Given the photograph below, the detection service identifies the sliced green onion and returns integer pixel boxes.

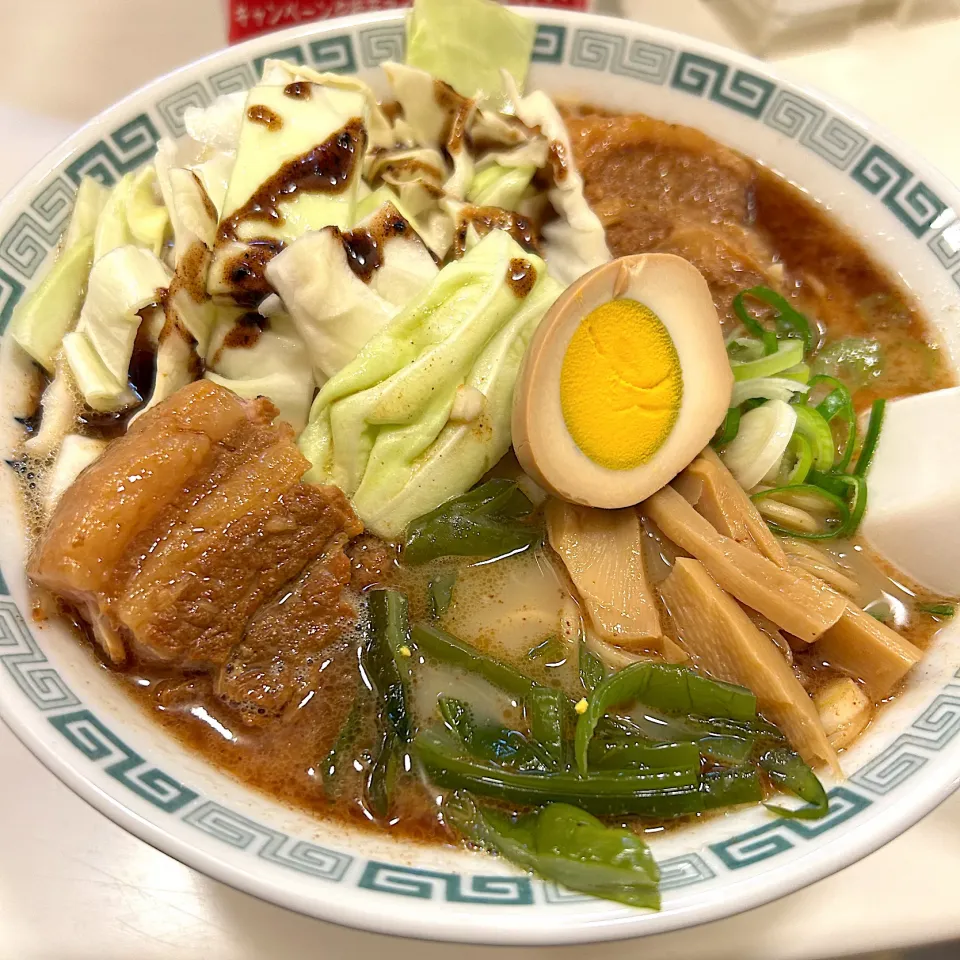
[778,433,813,486]
[733,287,815,356]
[731,377,809,406]
[780,362,811,385]
[793,406,835,472]
[712,407,741,447]
[833,474,867,537]
[918,602,955,618]
[731,339,805,382]
[751,484,849,540]
[854,398,886,478]
[721,399,797,490]
[727,337,766,363]
[808,375,856,471]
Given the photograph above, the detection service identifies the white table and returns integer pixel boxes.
[2,2,960,957]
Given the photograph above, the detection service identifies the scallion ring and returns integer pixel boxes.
[733,287,815,356]
[731,339,805,382]
[854,398,886,478]
[808,375,856,471]
[712,407,741,447]
[751,484,849,540]
[780,362,811,385]
[731,377,809,406]
[780,433,813,485]
[792,406,835,472]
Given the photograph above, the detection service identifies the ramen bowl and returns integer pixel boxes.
[1,7,959,945]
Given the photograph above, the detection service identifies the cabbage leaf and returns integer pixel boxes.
[63,245,170,411]
[62,177,109,249]
[10,175,112,371]
[93,174,136,262]
[204,309,314,432]
[383,63,475,200]
[265,206,437,382]
[24,355,80,459]
[44,434,107,514]
[155,140,218,264]
[126,166,170,256]
[206,371,312,435]
[260,58,393,150]
[507,82,612,285]
[208,79,369,299]
[467,163,536,212]
[298,229,561,538]
[10,235,94,372]
[405,0,536,108]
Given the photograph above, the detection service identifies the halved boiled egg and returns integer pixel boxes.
[512,253,733,508]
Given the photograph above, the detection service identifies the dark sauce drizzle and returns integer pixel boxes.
[216,119,367,301]
[283,82,312,100]
[506,257,536,298]
[342,207,411,283]
[246,105,283,131]
[453,206,541,260]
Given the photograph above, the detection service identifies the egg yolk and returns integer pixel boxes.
[560,298,682,471]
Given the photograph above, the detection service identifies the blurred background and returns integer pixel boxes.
[1,2,959,959]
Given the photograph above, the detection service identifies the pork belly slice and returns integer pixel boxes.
[29,380,250,605]
[29,380,362,707]
[564,113,755,256]
[216,546,355,724]
[116,481,360,668]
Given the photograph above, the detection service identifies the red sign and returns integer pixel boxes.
[228,0,588,43]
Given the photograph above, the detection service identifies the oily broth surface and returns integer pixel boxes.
[17,104,958,843]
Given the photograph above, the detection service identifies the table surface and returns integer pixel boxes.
[2,2,960,958]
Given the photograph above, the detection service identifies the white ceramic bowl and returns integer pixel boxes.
[1,8,959,946]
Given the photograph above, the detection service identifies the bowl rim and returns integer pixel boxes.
[1,5,959,945]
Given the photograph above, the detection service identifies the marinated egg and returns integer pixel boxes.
[512,253,733,507]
